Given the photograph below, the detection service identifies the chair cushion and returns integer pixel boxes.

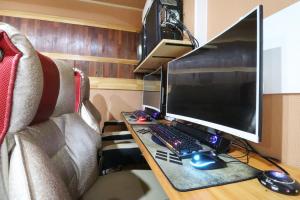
[9,133,72,200]
[82,101,102,126]
[82,170,167,200]
[81,102,101,134]
[52,60,75,117]
[52,113,100,196]
[0,137,9,200]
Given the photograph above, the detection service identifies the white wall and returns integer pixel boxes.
[194,1,300,94]
[263,1,300,94]
[194,0,207,46]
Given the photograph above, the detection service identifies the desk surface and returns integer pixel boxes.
[122,115,300,200]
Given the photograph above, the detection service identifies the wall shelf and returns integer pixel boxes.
[134,39,193,73]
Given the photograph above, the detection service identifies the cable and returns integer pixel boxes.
[224,135,290,175]
[219,142,250,164]
[242,139,290,175]
[167,10,199,49]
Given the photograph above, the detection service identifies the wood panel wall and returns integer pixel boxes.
[0,15,141,79]
[0,0,142,32]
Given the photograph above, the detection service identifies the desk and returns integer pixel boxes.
[121,115,300,200]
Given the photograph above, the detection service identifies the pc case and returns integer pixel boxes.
[143,0,183,57]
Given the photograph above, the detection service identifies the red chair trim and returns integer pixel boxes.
[0,31,22,144]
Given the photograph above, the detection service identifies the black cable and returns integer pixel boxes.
[218,140,250,164]
[231,142,247,150]
[242,139,290,175]
[231,136,288,173]
[167,10,199,49]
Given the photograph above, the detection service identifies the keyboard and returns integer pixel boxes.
[149,124,203,158]
[132,110,152,121]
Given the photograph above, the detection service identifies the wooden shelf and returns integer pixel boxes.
[134,39,193,73]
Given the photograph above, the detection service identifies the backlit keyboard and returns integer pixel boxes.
[149,124,203,158]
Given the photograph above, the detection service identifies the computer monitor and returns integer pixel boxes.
[143,67,163,112]
[166,6,262,143]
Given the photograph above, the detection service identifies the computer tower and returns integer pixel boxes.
[137,25,147,63]
[144,0,183,57]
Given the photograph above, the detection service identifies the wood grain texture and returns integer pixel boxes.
[134,39,192,73]
[55,59,141,79]
[0,0,143,32]
[0,15,140,78]
[251,94,300,169]
[123,117,300,200]
[88,0,145,10]
[252,95,283,160]
[79,0,143,11]
[41,52,138,65]
[89,77,143,90]
[282,94,300,168]
[0,9,139,32]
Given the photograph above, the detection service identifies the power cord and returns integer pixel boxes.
[167,10,199,49]
[228,135,289,175]
[242,139,290,175]
[218,138,250,164]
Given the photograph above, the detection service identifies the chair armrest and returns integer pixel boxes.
[102,120,127,133]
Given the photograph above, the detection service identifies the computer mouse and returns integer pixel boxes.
[138,116,147,122]
[137,116,152,122]
[190,151,226,170]
[257,170,300,195]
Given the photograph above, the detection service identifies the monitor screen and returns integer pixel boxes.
[143,67,162,112]
[166,6,262,143]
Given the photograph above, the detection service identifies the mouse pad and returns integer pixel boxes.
[121,112,158,125]
[132,125,261,191]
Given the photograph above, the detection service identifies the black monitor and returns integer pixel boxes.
[143,67,163,112]
[166,6,262,143]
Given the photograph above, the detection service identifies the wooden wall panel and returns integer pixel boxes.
[0,0,142,32]
[0,16,138,59]
[0,15,141,78]
[282,94,300,168]
[56,59,142,79]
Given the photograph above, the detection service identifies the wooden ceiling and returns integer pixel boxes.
[0,0,146,32]
[87,0,146,10]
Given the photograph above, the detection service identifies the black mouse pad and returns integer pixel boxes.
[132,125,261,191]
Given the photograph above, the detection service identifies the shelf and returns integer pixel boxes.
[134,39,193,73]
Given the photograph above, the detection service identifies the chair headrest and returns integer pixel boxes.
[51,60,75,117]
[0,23,60,144]
[31,53,60,124]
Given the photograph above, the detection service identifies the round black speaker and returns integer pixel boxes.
[257,170,300,195]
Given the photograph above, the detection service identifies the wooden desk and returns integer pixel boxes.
[122,116,300,200]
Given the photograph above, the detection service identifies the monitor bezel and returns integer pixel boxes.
[142,67,163,112]
[166,6,263,143]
